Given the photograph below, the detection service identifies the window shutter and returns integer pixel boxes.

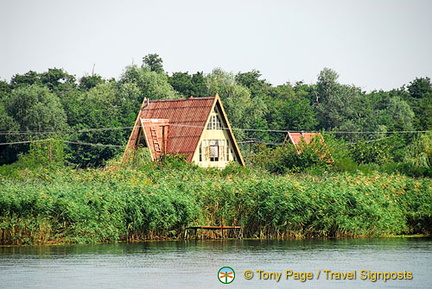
[219,146,224,161]
[205,146,210,159]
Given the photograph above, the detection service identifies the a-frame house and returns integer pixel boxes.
[123,94,245,169]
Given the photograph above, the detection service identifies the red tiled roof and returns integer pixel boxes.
[286,132,323,147]
[285,132,331,162]
[138,97,215,162]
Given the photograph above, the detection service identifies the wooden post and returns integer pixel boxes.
[220,216,224,239]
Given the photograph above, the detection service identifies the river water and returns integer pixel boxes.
[0,237,431,288]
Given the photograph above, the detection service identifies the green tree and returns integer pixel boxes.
[169,72,194,97]
[119,65,177,100]
[235,70,271,99]
[5,85,68,133]
[315,68,344,129]
[406,77,432,130]
[206,68,267,141]
[0,103,20,164]
[169,71,210,98]
[66,82,126,167]
[142,53,164,74]
[115,81,143,127]
[315,69,363,130]
[10,71,41,88]
[365,90,409,134]
[10,69,76,93]
[40,68,76,92]
[272,83,317,131]
[403,132,432,177]
[234,70,273,141]
[313,68,391,143]
[17,138,66,168]
[0,80,11,100]
[252,135,331,174]
[191,71,209,97]
[316,67,339,105]
[385,96,415,131]
[350,139,393,166]
[79,74,105,91]
[2,85,68,164]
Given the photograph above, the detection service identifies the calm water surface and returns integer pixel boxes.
[0,238,431,288]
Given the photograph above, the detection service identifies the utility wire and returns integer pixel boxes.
[0,139,49,146]
[328,130,431,134]
[0,126,135,136]
[0,139,125,147]
[65,141,124,148]
[0,124,430,136]
[0,124,430,147]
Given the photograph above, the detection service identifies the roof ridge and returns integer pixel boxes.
[149,96,215,103]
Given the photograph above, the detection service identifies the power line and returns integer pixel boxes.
[0,124,430,136]
[0,139,49,146]
[327,130,431,134]
[65,141,124,148]
[0,124,430,147]
[0,139,125,147]
[0,126,134,136]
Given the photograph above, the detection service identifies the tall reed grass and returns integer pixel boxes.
[0,162,430,245]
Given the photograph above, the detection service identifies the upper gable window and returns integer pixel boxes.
[207,114,222,130]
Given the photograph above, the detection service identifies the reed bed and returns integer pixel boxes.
[0,164,430,245]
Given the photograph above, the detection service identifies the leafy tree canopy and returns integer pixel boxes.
[142,53,164,74]
[4,85,68,133]
[79,74,105,91]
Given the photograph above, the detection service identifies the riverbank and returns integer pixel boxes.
[0,163,431,245]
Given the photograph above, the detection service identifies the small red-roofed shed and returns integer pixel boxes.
[285,132,324,150]
[285,131,332,162]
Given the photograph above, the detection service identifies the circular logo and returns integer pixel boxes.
[218,266,235,284]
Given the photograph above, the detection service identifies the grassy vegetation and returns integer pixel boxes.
[0,143,430,245]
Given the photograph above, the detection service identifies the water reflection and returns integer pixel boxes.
[0,237,431,288]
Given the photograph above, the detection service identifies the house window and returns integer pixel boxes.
[209,140,219,161]
[210,145,219,161]
[207,115,222,130]
[202,140,227,162]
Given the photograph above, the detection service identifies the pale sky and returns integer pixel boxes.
[1,0,431,91]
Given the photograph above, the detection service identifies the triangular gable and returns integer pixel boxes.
[204,94,245,166]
